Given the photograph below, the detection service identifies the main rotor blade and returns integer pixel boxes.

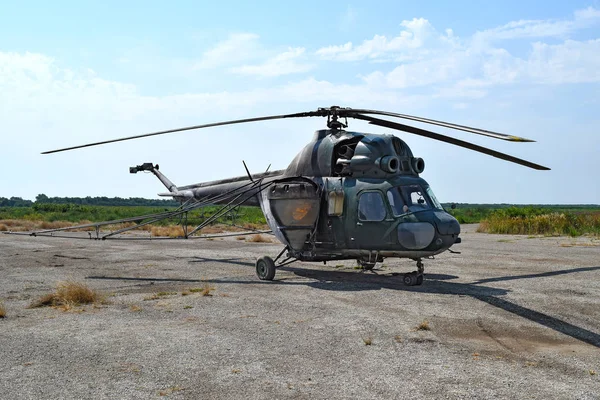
[353,114,550,170]
[41,110,325,154]
[346,108,535,142]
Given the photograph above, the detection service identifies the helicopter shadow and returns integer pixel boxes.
[204,262,600,348]
[88,258,600,349]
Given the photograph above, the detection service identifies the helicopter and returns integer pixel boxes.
[37,106,549,286]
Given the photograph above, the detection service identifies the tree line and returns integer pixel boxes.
[0,194,179,207]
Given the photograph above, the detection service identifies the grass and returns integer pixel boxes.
[477,207,600,236]
[200,284,215,297]
[0,204,267,229]
[187,284,215,296]
[415,320,431,331]
[246,234,272,243]
[0,302,6,318]
[29,281,102,309]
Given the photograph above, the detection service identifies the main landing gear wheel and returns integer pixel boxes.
[403,272,420,286]
[359,261,376,271]
[256,256,276,281]
[403,260,424,286]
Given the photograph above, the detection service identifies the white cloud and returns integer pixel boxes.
[192,33,260,70]
[316,18,437,61]
[229,47,314,77]
[339,6,358,31]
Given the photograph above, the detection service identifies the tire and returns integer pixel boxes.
[403,272,418,286]
[416,274,424,286]
[256,256,276,281]
[361,262,376,271]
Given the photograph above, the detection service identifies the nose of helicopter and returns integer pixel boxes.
[396,210,460,251]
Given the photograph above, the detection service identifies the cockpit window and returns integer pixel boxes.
[358,191,386,221]
[425,186,444,210]
[387,188,406,216]
[402,185,430,210]
[387,185,443,215]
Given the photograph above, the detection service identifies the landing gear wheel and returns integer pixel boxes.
[361,262,376,271]
[256,256,276,281]
[416,274,424,285]
[403,272,419,286]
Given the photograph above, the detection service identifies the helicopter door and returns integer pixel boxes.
[347,190,395,249]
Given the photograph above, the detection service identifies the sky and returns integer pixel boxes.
[1,0,599,204]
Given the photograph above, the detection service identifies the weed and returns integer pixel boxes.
[188,288,203,293]
[183,305,193,309]
[525,361,538,367]
[150,225,186,238]
[158,386,184,396]
[232,369,242,374]
[201,284,215,297]
[415,320,431,331]
[156,291,177,297]
[0,302,6,318]
[130,305,142,312]
[362,336,373,345]
[393,335,403,343]
[236,236,246,240]
[29,281,102,308]
[246,234,271,243]
[477,208,600,237]
[590,370,597,376]
[143,294,160,301]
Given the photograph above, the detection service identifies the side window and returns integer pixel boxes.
[357,192,386,221]
[386,188,405,216]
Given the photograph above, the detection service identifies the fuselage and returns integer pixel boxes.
[168,128,461,262]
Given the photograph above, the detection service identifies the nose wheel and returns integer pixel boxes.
[403,260,424,286]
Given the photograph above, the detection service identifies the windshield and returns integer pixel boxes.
[425,186,444,210]
[387,184,443,216]
[401,185,430,211]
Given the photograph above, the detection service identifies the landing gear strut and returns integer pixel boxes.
[403,259,424,286]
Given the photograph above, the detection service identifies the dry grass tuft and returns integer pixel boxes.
[362,336,373,345]
[415,320,431,331]
[39,220,74,230]
[150,225,186,238]
[590,370,597,376]
[201,283,215,297]
[0,302,6,318]
[130,305,142,312]
[29,281,101,309]
[0,224,7,232]
[246,234,271,243]
[236,236,246,240]
[158,386,184,396]
[394,335,403,343]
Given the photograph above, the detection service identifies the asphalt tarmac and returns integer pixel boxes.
[1,225,599,399]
